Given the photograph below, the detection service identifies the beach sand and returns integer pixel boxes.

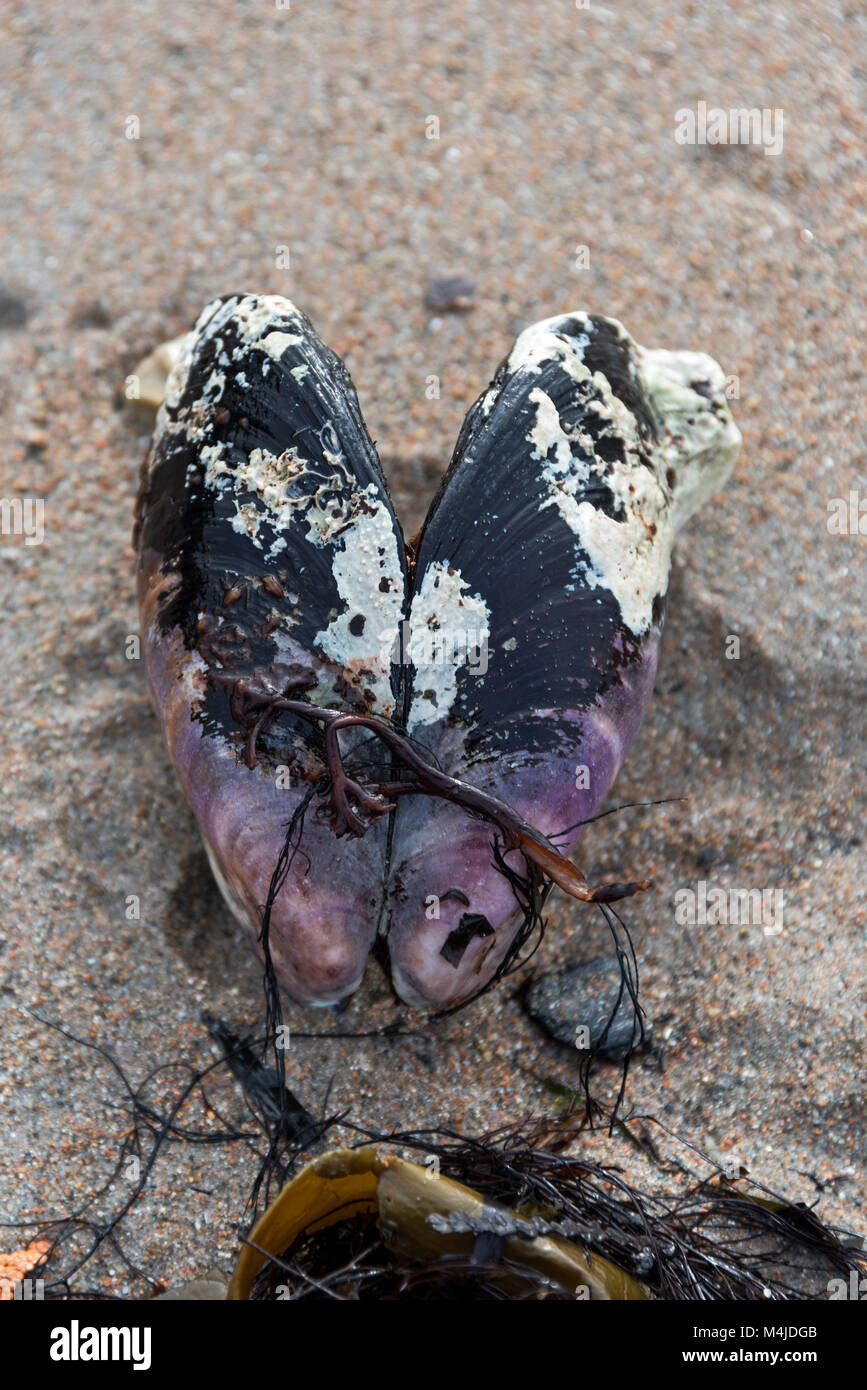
[0,0,864,1295]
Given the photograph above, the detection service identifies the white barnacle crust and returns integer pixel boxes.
[255,330,304,361]
[507,316,591,379]
[200,432,406,713]
[406,560,491,731]
[312,491,405,715]
[560,453,672,635]
[527,387,583,476]
[511,312,740,635]
[150,295,308,459]
[178,646,209,711]
[233,293,302,347]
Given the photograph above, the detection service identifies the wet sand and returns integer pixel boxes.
[0,0,864,1295]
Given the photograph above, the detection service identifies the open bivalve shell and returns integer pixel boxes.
[227,1147,649,1300]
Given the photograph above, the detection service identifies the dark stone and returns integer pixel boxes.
[423,275,476,312]
[522,955,652,1061]
[694,845,719,868]
[69,299,113,329]
[0,288,29,330]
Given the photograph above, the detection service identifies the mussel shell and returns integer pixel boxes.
[136,300,739,1010]
[385,315,669,1006]
[136,294,406,1005]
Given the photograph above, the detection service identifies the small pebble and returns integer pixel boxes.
[423,275,476,312]
[522,956,653,1061]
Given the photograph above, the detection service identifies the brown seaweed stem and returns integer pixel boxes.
[210,672,651,907]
